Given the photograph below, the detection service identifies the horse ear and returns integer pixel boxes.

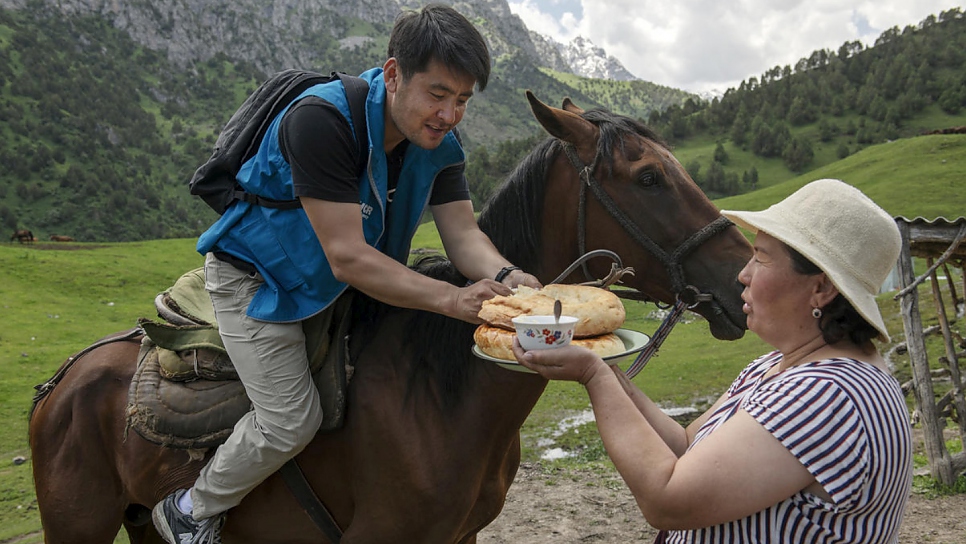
[526,91,597,147]
[561,97,584,115]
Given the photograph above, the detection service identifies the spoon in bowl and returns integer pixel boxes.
[553,299,562,325]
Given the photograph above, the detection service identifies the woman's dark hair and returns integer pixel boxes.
[388,4,491,91]
[785,244,880,345]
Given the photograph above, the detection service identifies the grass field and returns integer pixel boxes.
[1,133,963,541]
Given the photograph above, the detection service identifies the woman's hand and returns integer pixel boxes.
[512,338,610,385]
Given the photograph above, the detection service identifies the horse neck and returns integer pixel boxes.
[349,301,548,420]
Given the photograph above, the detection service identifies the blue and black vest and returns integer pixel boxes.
[197,67,465,322]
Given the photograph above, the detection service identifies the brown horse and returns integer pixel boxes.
[29,92,752,543]
[11,229,34,243]
[49,235,75,242]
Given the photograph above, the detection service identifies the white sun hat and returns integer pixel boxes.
[720,179,901,342]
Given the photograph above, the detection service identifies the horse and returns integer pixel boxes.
[49,235,75,242]
[28,91,753,543]
[11,229,34,243]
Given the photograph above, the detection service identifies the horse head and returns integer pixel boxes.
[480,93,751,341]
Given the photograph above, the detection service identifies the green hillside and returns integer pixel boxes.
[662,8,966,199]
[713,132,966,218]
[0,4,688,244]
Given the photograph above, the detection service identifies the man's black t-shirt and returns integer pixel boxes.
[278,96,470,205]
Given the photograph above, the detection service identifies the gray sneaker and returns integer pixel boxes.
[152,489,225,544]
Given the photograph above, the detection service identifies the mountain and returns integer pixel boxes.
[0,0,694,242]
[0,0,681,144]
[532,33,639,81]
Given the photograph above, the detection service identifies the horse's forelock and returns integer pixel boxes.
[579,108,668,178]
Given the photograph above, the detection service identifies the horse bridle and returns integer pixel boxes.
[560,141,734,308]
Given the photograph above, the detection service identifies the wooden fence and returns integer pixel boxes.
[895,216,966,486]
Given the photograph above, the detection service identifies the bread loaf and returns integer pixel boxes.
[477,284,624,337]
[474,324,625,361]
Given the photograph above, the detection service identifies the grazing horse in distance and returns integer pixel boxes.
[29,92,753,543]
[49,235,75,242]
[11,229,34,243]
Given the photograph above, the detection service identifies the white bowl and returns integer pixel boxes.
[511,315,579,351]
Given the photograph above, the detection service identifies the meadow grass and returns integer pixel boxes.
[1,133,963,540]
[0,240,203,541]
[1,237,954,540]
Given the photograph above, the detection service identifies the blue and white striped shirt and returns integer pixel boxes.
[667,351,912,543]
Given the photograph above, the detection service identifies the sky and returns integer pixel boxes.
[506,0,964,95]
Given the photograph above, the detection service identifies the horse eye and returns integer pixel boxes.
[636,171,658,187]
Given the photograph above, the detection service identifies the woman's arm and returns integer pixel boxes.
[515,344,816,531]
[609,367,691,456]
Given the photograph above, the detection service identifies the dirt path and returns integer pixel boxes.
[478,463,966,543]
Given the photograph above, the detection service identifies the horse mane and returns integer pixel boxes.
[476,138,556,272]
[350,254,479,410]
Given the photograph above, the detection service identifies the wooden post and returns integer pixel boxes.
[928,260,966,453]
[897,222,955,485]
[941,262,960,311]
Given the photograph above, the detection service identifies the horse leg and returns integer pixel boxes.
[29,340,160,543]
[122,517,168,544]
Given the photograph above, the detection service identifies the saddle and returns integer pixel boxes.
[125,267,352,450]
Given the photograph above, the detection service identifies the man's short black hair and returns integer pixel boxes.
[388,3,491,91]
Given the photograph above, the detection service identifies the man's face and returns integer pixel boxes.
[383,58,476,151]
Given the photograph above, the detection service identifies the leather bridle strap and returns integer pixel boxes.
[561,142,733,304]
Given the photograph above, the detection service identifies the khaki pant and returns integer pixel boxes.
[191,253,324,519]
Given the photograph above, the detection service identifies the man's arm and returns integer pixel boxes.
[301,196,511,323]
[431,199,541,289]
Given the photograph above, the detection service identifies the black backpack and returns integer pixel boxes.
[188,69,370,214]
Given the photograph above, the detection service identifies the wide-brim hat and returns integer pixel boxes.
[721,179,901,342]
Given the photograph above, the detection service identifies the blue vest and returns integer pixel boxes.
[197,68,465,322]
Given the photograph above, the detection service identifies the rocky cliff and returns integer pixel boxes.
[0,0,635,80]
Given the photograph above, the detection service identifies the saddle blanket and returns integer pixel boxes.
[125,268,353,450]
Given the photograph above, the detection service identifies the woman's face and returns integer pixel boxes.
[737,232,822,348]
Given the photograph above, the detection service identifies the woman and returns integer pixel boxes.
[513,178,912,543]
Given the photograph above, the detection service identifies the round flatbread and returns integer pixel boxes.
[474,324,625,361]
[478,284,625,337]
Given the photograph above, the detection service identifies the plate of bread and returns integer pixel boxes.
[472,284,650,373]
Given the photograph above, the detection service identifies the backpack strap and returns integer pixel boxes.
[235,73,371,211]
[336,73,370,175]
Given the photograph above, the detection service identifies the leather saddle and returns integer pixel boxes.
[125,267,352,450]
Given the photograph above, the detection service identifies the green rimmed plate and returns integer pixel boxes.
[472,328,651,373]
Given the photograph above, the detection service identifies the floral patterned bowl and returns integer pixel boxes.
[511,315,579,351]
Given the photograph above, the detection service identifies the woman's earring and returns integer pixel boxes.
[812,307,823,319]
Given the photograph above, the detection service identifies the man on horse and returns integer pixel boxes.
[152,4,540,543]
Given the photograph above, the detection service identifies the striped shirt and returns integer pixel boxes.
[667,351,912,543]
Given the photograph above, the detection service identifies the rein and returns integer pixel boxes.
[559,141,734,376]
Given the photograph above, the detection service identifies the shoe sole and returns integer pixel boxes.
[151,502,179,544]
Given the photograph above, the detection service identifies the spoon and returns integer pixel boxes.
[553,299,562,324]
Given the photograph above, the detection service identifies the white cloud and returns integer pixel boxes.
[508,0,963,94]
